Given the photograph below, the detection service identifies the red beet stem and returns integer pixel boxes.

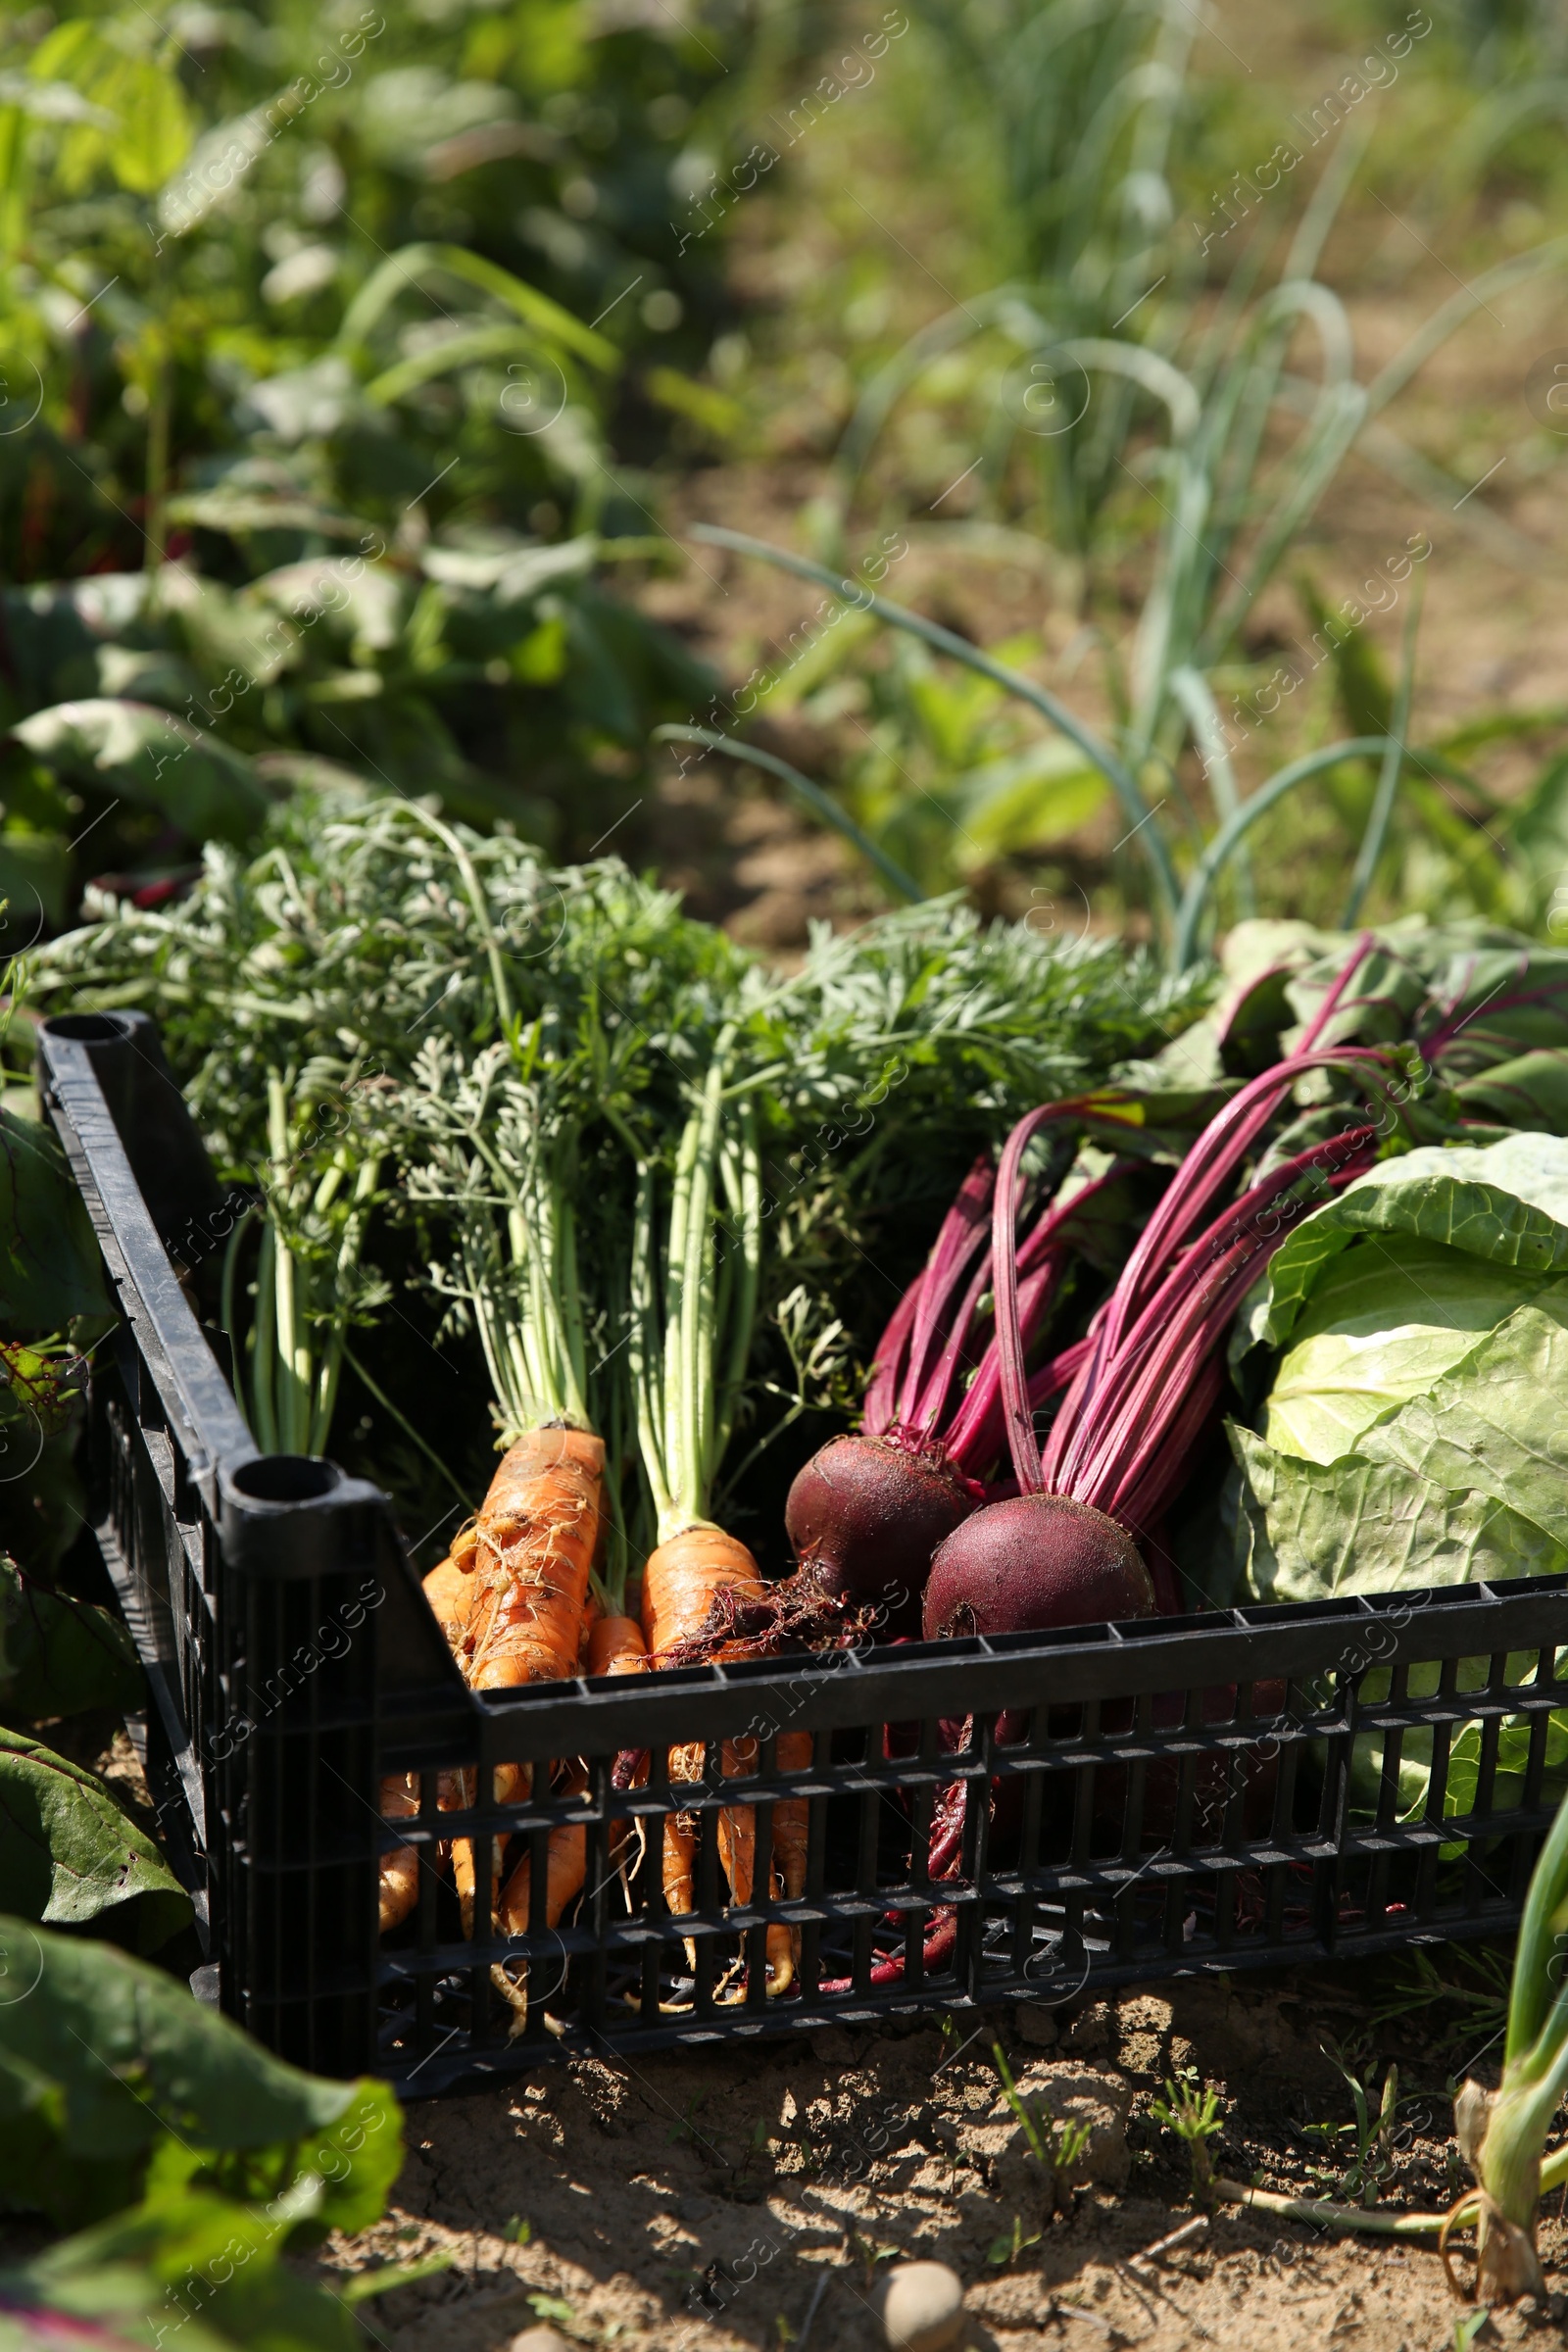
[908,1238,998,1438]
[895,1154,995,1428]
[1092,1029,1392,1374]
[866,1128,1128,1474]
[1295,929,1376,1053]
[1054,1121,1381,1511]
[861,1273,924,1438]
[944,1257,1081,1476]
[992,1102,1083,1490]
[1107,1353,1226,1533]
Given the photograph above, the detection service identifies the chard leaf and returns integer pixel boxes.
[1421,943,1568,1073]
[1455,1048,1568,1135]
[0,1734,187,1952]
[0,1921,401,2228]
[0,1559,142,1720]
[12,701,270,846]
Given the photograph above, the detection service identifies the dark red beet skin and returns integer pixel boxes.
[785,1433,977,1629]
[922,1492,1154,1642]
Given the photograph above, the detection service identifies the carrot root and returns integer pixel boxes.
[641,1522,763,1659]
[765,1730,812,1996]
[467,1427,604,1691]
[589,1614,648,1678]
[377,1774,420,1933]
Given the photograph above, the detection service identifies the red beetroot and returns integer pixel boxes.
[783,1140,1137,1628]
[786,1432,977,1633]
[922,1493,1152,1642]
[935,940,1397,1642]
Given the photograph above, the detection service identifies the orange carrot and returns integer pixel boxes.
[378,1775,421,1933]
[497,1815,588,1940]
[587,1614,646,1878]
[638,1525,796,1987]
[771,1731,811,1894]
[380,1553,485,1933]
[588,1614,648,1677]
[493,1624,646,1927]
[626,1064,776,1992]
[766,1731,812,1994]
[641,1522,762,1658]
[451,1428,602,1931]
[466,1427,604,1690]
[423,1555,475,1658]
[642,1523,759,1936]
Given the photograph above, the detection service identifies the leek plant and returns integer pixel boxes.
[864,0,1195,558]
[1449,1788,1568,2301]
[690,521,1398,967]
[734,89,1568,938]
[691,177,1562,958]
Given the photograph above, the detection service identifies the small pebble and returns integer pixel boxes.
[876,2260,966,2352]
[507,2329,571,2352]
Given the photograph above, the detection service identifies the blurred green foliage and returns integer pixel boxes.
[0,0,801,915]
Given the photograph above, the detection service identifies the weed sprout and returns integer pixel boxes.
[1150,2069,1225,2206]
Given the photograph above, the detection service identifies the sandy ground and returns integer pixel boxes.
[320,1963,1568,2352]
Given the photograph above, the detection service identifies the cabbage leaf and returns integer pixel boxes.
[1229,1133,1568,1604]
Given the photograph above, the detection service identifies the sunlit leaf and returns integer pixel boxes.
[0,1558,142,1723]
[109,56,194,193]
[955,739,1107,866]
[12,701,270,845]
[0,1734,188,1952]
[0,1919,401,2227]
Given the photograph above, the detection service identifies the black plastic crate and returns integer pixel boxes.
[36,1011,1568,2096]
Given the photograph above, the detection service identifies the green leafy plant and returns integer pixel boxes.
[987,2213,1045,2267]
[1150,2067,1225,2204]
[0,0,764,908]
[1301,2045,1401,2208]
[1372,1946,1513,2050]
[528,2293,577,2329]
[0,1732,188,1953]
[0,2178,450,2351]
[0,1557,143,1721]
[991,2041,1094,2212]
[0,1917,401,2230]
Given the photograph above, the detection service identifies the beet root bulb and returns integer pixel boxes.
[785,1433,978,1630]
[922,1492,1154,1642]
